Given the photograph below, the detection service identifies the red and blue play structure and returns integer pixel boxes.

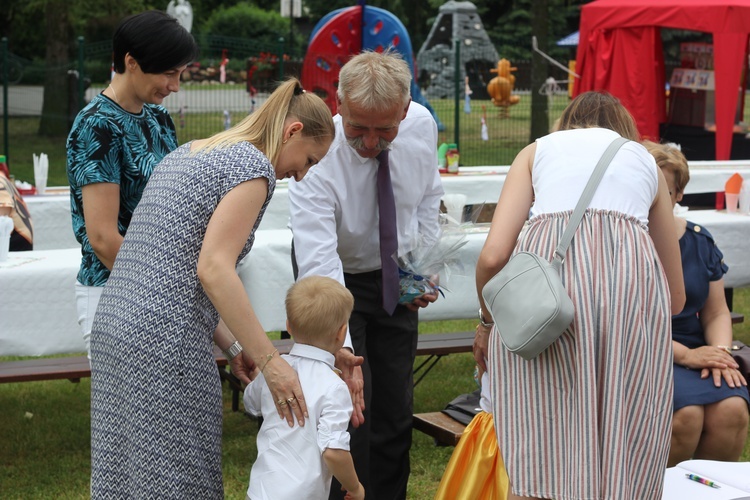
[301,3,445,130]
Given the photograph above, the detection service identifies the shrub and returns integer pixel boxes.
[201,2,290,49]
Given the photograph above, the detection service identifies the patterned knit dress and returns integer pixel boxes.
[89,141,275,498]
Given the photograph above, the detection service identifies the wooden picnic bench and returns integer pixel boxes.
[0,330,478,393]
[3,313,746,387]
[2,312,745,440]
[0,347,233,384]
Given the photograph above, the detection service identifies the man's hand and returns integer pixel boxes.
[335,348,365,427]
[405,290,439,311]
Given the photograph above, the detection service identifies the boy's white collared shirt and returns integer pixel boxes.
[244,343,353,500]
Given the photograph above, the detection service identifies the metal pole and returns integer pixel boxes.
[77,36,85,111]
[288,0,293,56]
[454,38,460,152]
[2,37,8,166]
[277,37,285,81]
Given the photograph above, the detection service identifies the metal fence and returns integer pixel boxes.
[2,34,572,171]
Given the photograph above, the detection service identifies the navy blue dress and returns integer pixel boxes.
[672,221,750,411]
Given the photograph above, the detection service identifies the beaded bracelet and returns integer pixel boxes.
[260,349,279,373]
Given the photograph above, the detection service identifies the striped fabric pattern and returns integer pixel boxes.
[490,209,673,500]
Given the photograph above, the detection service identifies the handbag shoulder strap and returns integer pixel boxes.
[552,136,630,268]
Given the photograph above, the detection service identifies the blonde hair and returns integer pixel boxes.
[196,78,334,165]
[642,140,690,193]
[557,91,640,141]
[286,276,354,344]
[337,50,412,112]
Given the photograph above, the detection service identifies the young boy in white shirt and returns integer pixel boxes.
[244,276,364,500]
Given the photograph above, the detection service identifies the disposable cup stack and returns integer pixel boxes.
[0,215,13,262]
[443,193,467,224]
[33,152,48,195]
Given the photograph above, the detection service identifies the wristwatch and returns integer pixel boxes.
[479,308,494,327]
[223,341,243,360]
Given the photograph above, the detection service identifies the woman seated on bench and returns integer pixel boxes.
[644,141,749,466]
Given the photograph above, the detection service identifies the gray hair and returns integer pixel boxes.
[337,50,412,111]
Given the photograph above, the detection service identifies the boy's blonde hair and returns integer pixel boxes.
[642,140,690,194]
[196,78,334,165]
[286,276,354,343]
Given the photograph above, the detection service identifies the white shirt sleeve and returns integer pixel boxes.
[317,381,354,453]
[417,162,444,249]
[243,375,264,418]
[289,168,354,350]
[289,171,345,285]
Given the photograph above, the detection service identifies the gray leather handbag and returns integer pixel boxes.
[481,137,629,360]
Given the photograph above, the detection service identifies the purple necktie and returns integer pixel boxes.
[377,149,399,315]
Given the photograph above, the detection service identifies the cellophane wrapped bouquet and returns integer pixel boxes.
[396,214,470,304]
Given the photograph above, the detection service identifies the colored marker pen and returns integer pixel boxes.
[685,473,721,489]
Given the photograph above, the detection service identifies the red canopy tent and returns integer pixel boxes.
[574,0,750,160]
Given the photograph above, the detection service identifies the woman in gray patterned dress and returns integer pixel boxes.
[89,79,335,498]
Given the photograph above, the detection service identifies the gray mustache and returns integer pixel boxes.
[347,136,392,151]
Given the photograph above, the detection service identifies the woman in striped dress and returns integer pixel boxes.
[474,91,686,499]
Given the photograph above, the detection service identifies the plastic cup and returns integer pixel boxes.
[35,175,47,195]
[739,190,750,214]
[0,217,11,262]
[726,193,739,213]
[0,240,8,261]
[443,194,467,224]
[447,207,465,223]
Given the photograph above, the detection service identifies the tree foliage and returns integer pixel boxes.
[0,0,150,60]
[200,2,293,49]
[491,0,582,61]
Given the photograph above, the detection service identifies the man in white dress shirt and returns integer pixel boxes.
[289,50,444,499]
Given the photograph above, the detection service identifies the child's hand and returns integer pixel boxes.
[230,351,258,385]
[343,482,364,500]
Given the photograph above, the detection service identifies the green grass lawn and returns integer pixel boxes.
[1,305,749,499]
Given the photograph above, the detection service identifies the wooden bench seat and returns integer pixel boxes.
[413,411,466,446]
[0,356,93,384]
[0,331,476,416]
[2,312,744,394]
[0,347,231,385]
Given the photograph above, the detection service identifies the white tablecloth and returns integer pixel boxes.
[23,190,79,251]
[19,162,750,250]
[3,209,749,357]
[684,161,750,194]
[0,228,482,356]
[686,209,750,289]
[0,248,83,356]
[236,227,486,333]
